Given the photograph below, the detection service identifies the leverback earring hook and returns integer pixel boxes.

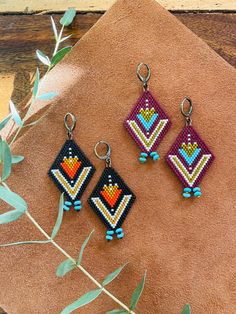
[94,140,112,167]
[136,63,151,91]
[64,113,76,139]
[180,97,193,126]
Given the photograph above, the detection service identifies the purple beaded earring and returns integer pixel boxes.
[124,63,171,163]
[166,97,215,198]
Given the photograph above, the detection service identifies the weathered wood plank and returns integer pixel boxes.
[0,13,235,119]
[0,0,235,13]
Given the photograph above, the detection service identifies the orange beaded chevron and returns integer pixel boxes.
[88,167,135,232]
[48,139,95,204]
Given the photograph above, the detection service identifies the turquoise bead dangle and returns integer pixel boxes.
[106,228,124,241]
[63,200,82,211]
[139,151,159,163]
[183,187,202,198]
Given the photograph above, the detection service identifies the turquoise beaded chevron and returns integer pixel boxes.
[137,113,158,131]
[179,147,201,165]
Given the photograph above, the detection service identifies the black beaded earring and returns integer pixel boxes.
[88,141,136,241]
[48,113,96,211]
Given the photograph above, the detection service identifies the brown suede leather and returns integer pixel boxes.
[0,0,236,313]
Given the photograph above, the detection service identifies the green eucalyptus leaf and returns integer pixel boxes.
[56,258,76,277]
[102,263,127,287]
[37,91,58,100]
[182,304,191,314]
[0,239,51,247]
[36,49,51,66]
[51,16,58,40]
[1,141,12,181]
[11,155,24,164]
[0,186,27,213]
[106,310,128,314]
[77,230,94,265]
[60,289,102,314]
[33,68,40,98]
[0,114,11,131]
[130,271,147,311]
[0,209,24,224]
[51,193,64,239]
[60,8,76,27]
[51,46,72,67]
[9,100,23,126]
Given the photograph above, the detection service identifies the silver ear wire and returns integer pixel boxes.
[180,97,193,126]
[64,113,76,139]
[94,140,111,167]
[136,63,151,91]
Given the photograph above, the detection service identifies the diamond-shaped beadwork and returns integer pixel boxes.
[124,90,171,161]
[88,167,135,232]
[48,139,95,207]
[166,126,214,196]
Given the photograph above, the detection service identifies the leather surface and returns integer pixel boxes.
[0,0,235,313]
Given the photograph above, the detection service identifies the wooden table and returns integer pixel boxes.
[0,1,235,312]
[0,1,235,121]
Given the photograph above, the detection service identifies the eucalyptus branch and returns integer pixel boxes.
[53,25,65,56]
[0,186,144,313]
[24,210,135,313]
[5,9,76,146]
[9,103,32,146]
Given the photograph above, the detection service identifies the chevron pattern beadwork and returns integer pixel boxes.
[48,139,95,207]
[124,90,171,161]
[88,167,135,233]
[166,126,214,194]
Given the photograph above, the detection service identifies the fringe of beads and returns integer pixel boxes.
[63,200,82,211]
[183,187,202,198]
[139,151,159,163]
[106,228,125,241]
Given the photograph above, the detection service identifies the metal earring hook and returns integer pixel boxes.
[64,113,76,139]
[180,97,193,126]
[136,63,151,91]
[94,140,112,167]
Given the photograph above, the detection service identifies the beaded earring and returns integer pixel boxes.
[88,141,136,241]
[124,63,171,163]
[48,113,96,211]
[166,98,215,198]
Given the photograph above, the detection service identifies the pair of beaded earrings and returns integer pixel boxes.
[48,63,215,241]
[48,114,135,241]
[124,63,215,198]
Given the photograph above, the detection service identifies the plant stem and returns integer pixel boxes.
[25,210,134,314]
[9,124,23,147]
[53,25,64,56]
[8,24,65,146]
[9,96,34,147]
